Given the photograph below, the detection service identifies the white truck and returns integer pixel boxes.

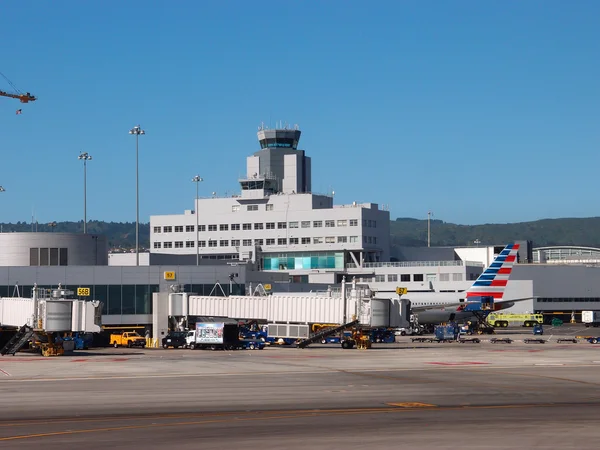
[582,311,600,327]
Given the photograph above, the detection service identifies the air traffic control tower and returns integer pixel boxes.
[242,125,311,196]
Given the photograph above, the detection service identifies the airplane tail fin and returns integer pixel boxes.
[466,243,520,300]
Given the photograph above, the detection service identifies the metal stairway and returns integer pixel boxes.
[296,319,359,349]
[0,325,34,356]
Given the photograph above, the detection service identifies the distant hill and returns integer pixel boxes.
[1,217,599,250]
[390,217,600,248]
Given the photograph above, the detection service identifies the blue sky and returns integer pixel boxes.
[0,1,598,226]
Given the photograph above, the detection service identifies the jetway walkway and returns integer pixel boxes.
[296,319,359,348]
[1,325,34,356]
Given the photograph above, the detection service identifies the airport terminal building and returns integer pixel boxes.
[1,126,600,329]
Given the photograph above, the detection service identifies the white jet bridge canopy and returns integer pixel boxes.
[0,285,102,333]
[167,279,407,329]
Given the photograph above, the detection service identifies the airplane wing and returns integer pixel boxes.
[410,297,537,313]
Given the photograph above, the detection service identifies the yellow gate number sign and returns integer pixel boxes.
[77,287,90,297]
[164,271,176,280]
[396,287,408,295]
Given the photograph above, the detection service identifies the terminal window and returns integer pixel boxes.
[30,248,68,266]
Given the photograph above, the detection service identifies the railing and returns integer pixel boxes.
[346,260,484,269]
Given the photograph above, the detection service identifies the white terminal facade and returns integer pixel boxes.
[150,127,390,276]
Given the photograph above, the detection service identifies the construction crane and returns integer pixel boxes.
[0,71,36,103]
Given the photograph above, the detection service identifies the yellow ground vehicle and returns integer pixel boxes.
[487,313,544,328]
[110,332,146,348]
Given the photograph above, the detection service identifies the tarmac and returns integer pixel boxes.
[1,324,600,449]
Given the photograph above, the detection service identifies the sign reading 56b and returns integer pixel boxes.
[77,287,91,297]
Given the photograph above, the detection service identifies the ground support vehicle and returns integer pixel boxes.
[487,313,544,328]
[458,337,481,344]
[111,332,146,348]
[411,337,435,343]
[370,328,395,343]
[584,337,600,344]
[186,322,241,350]
[59,332,93,350]
[490,337,513,344]
[239,339,265,350]
[435,323,459,342]
[320,336,341,344]
[162,331,187,349]
[556,338,578,343]
[533,324,544,335]
[524,338,546,344]
[582,311,600,328]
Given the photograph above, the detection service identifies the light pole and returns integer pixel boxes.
[192,175,203,265]
[0,187,4,233]
[129,125,145,266]
[77,152,92,234]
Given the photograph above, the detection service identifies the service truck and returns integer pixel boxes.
[582,311,600,327]
[186,322,240,350]
[110,332,146,348]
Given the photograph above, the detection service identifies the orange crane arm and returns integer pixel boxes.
[0,90,37,103]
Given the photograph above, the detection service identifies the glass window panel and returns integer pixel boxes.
[59,248,68,266]
[94,285,108,315]
[50,248,59,266]
[39,248,49,266]
[135,285,151,315]
[108,285,122,315]
[122,285,135,314]
[30,248,38,266]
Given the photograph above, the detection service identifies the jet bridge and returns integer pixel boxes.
[0,285,102,356]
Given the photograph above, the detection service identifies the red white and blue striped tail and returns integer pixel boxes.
[466,243,520,300]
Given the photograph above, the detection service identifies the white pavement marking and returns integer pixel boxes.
[0,368,10,376]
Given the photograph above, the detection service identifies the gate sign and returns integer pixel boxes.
[77,287,91,296]
[396,287,408,295]
[164,271,176,280]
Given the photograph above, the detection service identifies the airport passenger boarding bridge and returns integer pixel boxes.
[157,278,413,347]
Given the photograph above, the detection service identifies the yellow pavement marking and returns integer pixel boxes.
[387,402,437,408]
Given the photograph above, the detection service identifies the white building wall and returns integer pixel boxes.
[150,194,390,263]
[454,247,495,267]
[283,153,300,194]
[108,252,150,266]
[247,156,260,178]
